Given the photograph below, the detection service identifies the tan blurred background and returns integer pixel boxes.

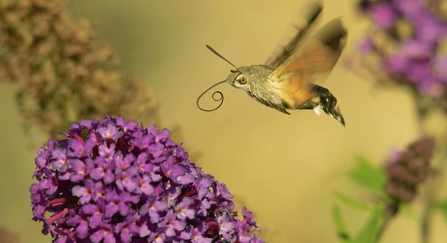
[1,0,446,242]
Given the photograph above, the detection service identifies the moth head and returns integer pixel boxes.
[234,73,248,87]
[226,70,249,90]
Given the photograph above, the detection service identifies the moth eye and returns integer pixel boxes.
[236,75,248,85]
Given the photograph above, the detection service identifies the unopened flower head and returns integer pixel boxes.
[30,115,263,243]
[384,137,435,202]
[0,0,160,138]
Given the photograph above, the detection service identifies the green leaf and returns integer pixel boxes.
[349,156,386,196]
[332,205,353,243]
[355,206,383,243]
[433,202,447,223]
[333,190,373,211]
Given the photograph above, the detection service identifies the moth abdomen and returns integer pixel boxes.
[298,85,345,126]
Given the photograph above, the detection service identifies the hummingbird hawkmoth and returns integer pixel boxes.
[197,2,347,126]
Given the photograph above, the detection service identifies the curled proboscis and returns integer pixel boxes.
[197,80,227,112]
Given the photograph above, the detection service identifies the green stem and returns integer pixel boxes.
[412,90,434,243]
[421,134,447,243]
[421,182,434,243]
[413,92,428,137]
[376,200,399,243]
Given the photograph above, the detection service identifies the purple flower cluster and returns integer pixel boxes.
[384,137,434,202]
[30,115,263,243]
[355,0,447,108]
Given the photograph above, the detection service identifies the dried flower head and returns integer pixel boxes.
[350,0,447,112]
[0,227,21,243]
[30,115,263,243]
[384,137,435,202]
[0,0,160,138]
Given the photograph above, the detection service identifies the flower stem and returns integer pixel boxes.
[421,183,434,243]
[421,133,447,243]
[412,90,434,243]
[406,90,429,243]
[376,200,399,243]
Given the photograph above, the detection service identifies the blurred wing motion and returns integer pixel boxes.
[266,2,323,67]
[267,4,347,111]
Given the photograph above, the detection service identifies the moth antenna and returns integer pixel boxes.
[206,45,238,70]
[197,80,228,112]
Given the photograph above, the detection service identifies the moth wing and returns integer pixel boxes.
[269,17,347,109]
[265,2,323,68]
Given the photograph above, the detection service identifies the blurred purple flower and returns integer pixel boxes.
[434,57,447,83]
[384,54,410,75]
[30,115,263,243]
[357,37,376,53]
[384,137,435,202]
[369,2,398,29]
[353,0,447,111]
